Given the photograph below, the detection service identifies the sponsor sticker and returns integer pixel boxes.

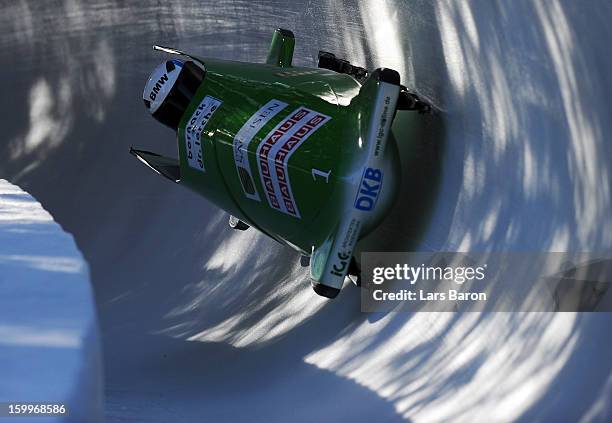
[184,95,222,172]
[330,218,362,278]
[273,69,320,78]
[256,106,331,218]
[233,99,288,201]
[354,167,383,211]
[373,95,392,158]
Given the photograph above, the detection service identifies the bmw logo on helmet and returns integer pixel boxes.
[143,60,184,113]
[142,59,206,130]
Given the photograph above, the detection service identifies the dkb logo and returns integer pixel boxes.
[354,167,383,211]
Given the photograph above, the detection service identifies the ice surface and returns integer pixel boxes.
[0,180,102,422]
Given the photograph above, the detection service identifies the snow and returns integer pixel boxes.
[0,0,611,422]
[0,180,102,422]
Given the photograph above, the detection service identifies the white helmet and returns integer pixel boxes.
[143,59,205,130]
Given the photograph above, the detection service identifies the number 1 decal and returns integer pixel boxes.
[311,168,331,183]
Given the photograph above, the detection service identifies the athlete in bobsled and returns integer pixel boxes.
[132,28,431,298]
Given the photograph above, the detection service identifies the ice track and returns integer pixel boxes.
[1,1,611,421]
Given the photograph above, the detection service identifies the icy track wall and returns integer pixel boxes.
[0,0,611,422]
[0,180,103,422]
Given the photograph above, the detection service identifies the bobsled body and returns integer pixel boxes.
[176,58,399,253]
[133,29,425,298]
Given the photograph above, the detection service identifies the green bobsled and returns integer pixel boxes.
[132,28,430,298]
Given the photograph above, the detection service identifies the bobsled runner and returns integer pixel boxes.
[132,28,431,298]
